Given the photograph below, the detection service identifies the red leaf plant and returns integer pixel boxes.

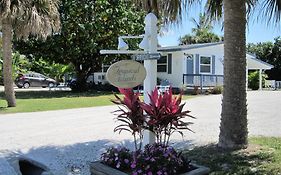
[141,87,195,146]
[111,88,146,151]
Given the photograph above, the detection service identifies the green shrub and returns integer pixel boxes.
[191,86,201,95]
[211,86,223,94]
[248,71,267,90]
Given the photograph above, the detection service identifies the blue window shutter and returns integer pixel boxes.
[186,58,194,84]
[195,54,200,74]
[186,59,193,74]
[168,54,172,74]
[212,55,216,74]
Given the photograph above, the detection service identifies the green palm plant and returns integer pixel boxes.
[179,13,222,45]
[0,0,60,107]
[134,0,193,23]
[135,0,281,149]
[191,13,213,34]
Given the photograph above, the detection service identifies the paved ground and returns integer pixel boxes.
[0,91,280,174]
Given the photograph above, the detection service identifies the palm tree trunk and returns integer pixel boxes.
[218,0,248,149]
[2,17,16,107]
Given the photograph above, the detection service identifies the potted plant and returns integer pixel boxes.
[91,87,210,175]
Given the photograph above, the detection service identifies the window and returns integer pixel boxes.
[200,56,211,73]
[157,56,167,72]
[98,75,105,80]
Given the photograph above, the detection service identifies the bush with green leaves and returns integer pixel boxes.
[248,71,267,90]
[211,86,223,94]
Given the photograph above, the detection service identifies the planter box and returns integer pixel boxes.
[90,161,210,175]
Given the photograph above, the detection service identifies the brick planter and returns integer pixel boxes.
[90,161,210,175]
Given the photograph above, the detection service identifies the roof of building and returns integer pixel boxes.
[157,42,223,52]
[247,53,274,69]
[158,42,273,69]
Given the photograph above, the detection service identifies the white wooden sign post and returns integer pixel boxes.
[100,13,159,145]
[142,13,158,145]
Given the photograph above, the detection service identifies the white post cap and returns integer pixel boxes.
[144,13,158,26]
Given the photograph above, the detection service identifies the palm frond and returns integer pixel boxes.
[205,0,223,20]
[205,0,258,20]
[262,0,281,24]
[1,0,60,39]
[133,0,199,24]
[0,0,12,18]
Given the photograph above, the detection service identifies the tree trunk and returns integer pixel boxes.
[2,17,16,107]
[218,0,248,149]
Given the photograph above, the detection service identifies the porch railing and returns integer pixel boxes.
[265,80,281,89]
[183,74,224,91]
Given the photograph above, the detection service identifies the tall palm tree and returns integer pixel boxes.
[206,0,281,149]
[219,0,248,149]
[135,0,281,149]
[0,0,60,107]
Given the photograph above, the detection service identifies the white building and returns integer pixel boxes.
[95,42,273,90]
[157,42,273,90]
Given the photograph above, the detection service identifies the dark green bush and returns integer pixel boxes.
[211,86,223,94]
[248,71,267,90]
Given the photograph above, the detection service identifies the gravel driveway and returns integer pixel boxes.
[0,91,280,174]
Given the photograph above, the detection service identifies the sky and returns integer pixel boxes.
[158,1,281,47]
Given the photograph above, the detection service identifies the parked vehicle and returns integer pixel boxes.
[15,72,57,88]
[66,74,95,89]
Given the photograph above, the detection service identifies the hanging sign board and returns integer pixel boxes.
[106,60,146,88]
[131,53,161,61]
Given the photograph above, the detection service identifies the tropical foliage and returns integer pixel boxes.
[112,87,194,150]
[0,52,73,84]
[247,37,281,81]
[0,0,60,107]
[15,0,145,92]
[111,88,146,151]
[248,71,267,90]
[28,58,74,82]
[104,87,194,174]
[141,88,194,146]
[133,0,190,23]
[179,13,222,45]
[0,52,29,84]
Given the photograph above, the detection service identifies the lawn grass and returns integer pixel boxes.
[183,137,281,175]
[0,90,192,114]
[0,90,117,114]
